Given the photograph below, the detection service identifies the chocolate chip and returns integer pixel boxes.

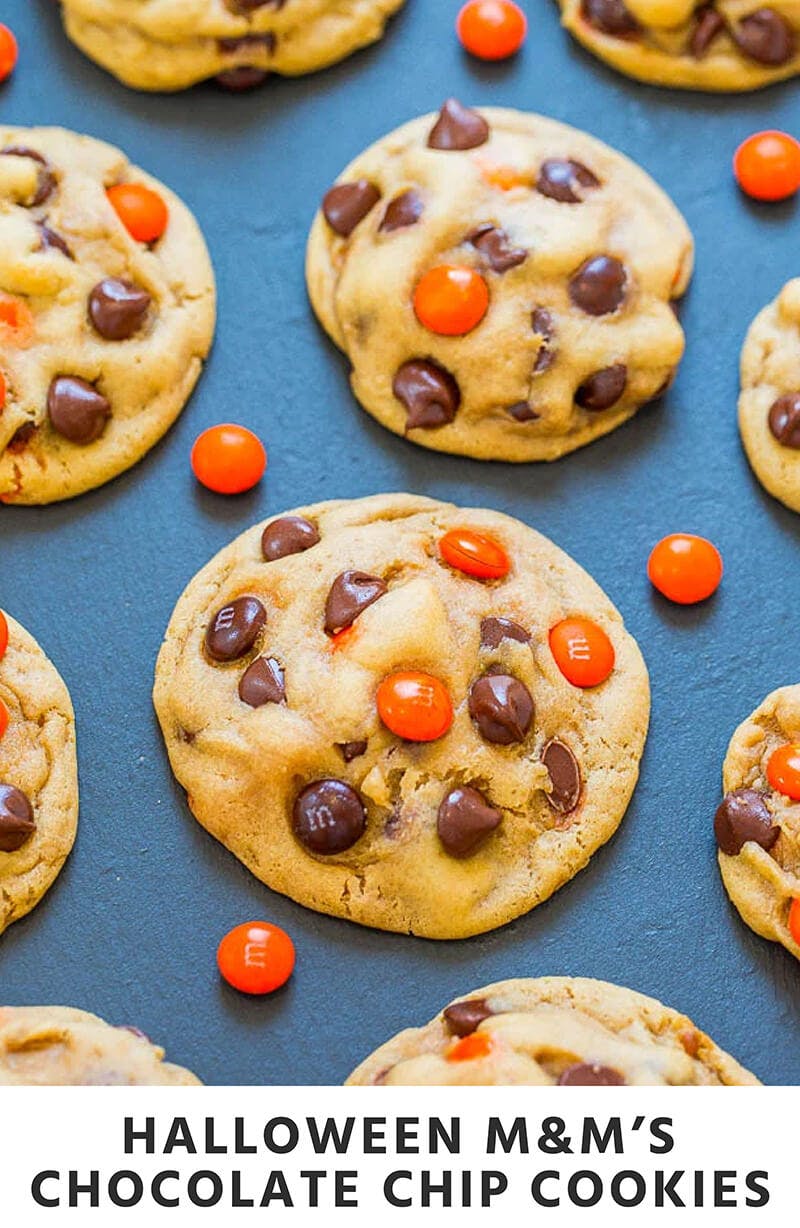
[580,0,640,37]
[88,278,151,341]
[216,67,271,91]
[542,739,582,814]
[437,785,502,857]
[469,674,534,745]
[205,596,266,662]
[470,225,527,273]
[0,785,36,853]
[325,571,387,635]
[531,307,557,373]
[379,190,424,232]
[768,394,800,449]
[733,8,795,65]
[428,99,490,151]
[226,0,286,10]
[322,180,381,237]
[689,5,725,57]
[714,788,780,856]
[337,740,367,763]
[444,999,494,1037]
[569,255,627,316]
[1,146,56,205]
[8,422,36,451]
[47,376,111,444]
[480,616,530,648]
[238,657,285,707]
[218,33,276,54]
[559,1063,625,1086]
[261,515,320,561]
[293,779,366,854]
[37,222,72,258]
[537,159,600,204]
[575,363,628,412]
[508,402,539,422]
[393,360,461,430]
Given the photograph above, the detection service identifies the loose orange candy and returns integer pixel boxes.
[447,1031,493,1062]
[107,183,169,242]
[550,617,615,688]
[191,423,267,495]
[440,528,510,579]
[0,295,34,347]
[647,534,723,605]
[414,265,489,336]
[377,671,454,742]
[0,700,7,741]
[0,611,7,661]
[734,130,800,202]
[0,24,18,83]
[766,743,800,800]
[789,898,800,947]
[217,921,295,995]
[457,1,527,60]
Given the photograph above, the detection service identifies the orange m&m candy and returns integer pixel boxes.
[0,370,6,408]
[647,534,723,605]
[414,265,489,336]
[440,528,510,579]
[766,743,800,801]
[734,131,800,202]
[789,898,800,947]
[0,611,7,661]
[0,700,8,741]
[457,1,527,60]
[217,921,295,995]
[550,617,615,688]
[0,24,18,83]
[107,183,169,242]
[377,671,453,742]
[447,1031,493,1062]
[0,295,34,347]
[191,424,267,494]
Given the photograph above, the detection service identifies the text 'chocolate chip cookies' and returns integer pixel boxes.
[154,494,649,939]
[0,127,215,504]
[346,977,759,1085]
[558,0,800,91]
[58,0,407,93]
[306,101,693,462]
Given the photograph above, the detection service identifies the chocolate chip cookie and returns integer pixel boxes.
[558,0,799,90]
[306,101,692,462]
[0,127,215,504]
[0,1007,200,1084]
[154,493,649,939]
[346,976,760,1084]
[714,685,800,963]
[58,0,407,92]
[0,612,78,935]
[739,279,800,514]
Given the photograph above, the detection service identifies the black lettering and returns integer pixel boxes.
[384,1171,412,1208]
[746,1172,770,1208]
[531,1171,559,1208]
[487,1117,529,1153]
[123,1117,154,1154]
[108,1171,143,1208]
[152,1171,180,1208]
[264,1118,299,1154]
[649,1117,674,1154]
[568,1171,602,1207]
[582,1117,622,1154]
[655,1169,685,1207]
[31,1172,59,1208]
[306,1117,354,1154]
[188,1171,223,1207]
[164,1118,196,1155]
[611,1171,646,1207]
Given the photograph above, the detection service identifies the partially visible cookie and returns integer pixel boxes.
[739,279,800,514]
[0,126,215,504]
[714,685,800,963]
[59,0,407,92]
[0,1007,200,1085]
[0,612,78,935]
[346,976,760,1084]
[558,0,800,92]
[307,101,692,462]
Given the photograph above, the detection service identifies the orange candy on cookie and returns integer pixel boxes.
[0,24,18,83]
[550,617,615,688]
[648,534,723,605]
[0,294,34,347]
[766,743,800,801]
[457,1,527,61]
[191,424,267,495]
[447,1031,493,1062]
[377,671,454,742]
[0,700,7,741]
[789,898,800,947]
[107,183,169,242]
[414,265,489,336]
[734,130,800,203]
[440,529,510,579]
[217,921,295,995]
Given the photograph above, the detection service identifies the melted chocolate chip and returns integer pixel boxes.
[261,515,320,561]
[444,999,494,1037]
[508,402,539,422]
[337,740,368,763]
[380,190,424,232]
[293,779,366,854]
[428,99,490,151]
[470,225,527,273]
[532,307,557,373]
[239,657,285,707]
[580,0,640,37]
[768,394,800,449]
[575,363,628,412]
[226,0,286,11]
[322,180,381,237]
[714,788,780,856]
[559,1062,625,1086]
[689,5,725,57]
[325,571,387,635]
[537,159,600,204]
[393,360,461,430]
[37,222,72,258]
[218,33,276,54]
[0,784,36,853]
[542,740,582,814]
[47,376,111,444]
[1,146,56,206]
[437,785,502,857]
[8,422,36,451]
[88,278,151,341]
[733,8,795,65]
[216,67,270,91]
[569,256,627,316]
[480,616,530,648]
[469,673,534,745]
[205,596,266,662]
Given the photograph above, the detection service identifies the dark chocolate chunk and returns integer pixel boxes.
[0,784,36,853]
[261,515,320,561]
[380,190,424,232]
[393,359,461,430]
[733,8,795,65]
[689,5,726,57]
[337,740,368,763]
[714,788,780,856]
[542,739,582,814]
[469,673,534,744]
[575,363,628,411]
[239,657,285,707]
[568,255,628,316]
[437,785,502,856]
[768,393,800,449]
[428,99,490,151]
[480,616,530,648]
[325,571,387,635]
[47,376,111,444]
[470,225,527,272]
[88,278,151,341]
[322,180,381,237]
[580,0,641,37]
[443,998,494,1037]
[537,158,600,204]
[559,1062,625,1086]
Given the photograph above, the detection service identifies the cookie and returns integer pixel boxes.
[0,1007,200,1084]
[306,101,692,462]
[558,0,800,91]
[0,612,78,936]
[59,0,407,92]
[0,127,215,505]
[739,279,800,514]
[346,976,760,1084]
[154,493,649,939]
[714,685,800,963]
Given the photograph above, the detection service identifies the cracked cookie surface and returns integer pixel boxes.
[59,0,406,92]
[0,126,215,505]
[0,612,78,935]
[154,493,649,939]
[306,102,692,462]
[0,1006,200,1084]
[346,976,760,1084]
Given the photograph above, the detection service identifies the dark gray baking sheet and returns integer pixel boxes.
[1,0,799,1085]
